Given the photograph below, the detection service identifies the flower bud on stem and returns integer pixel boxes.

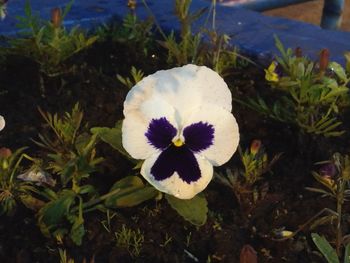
[51,7,62,28]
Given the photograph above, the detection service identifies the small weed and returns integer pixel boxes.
[117,66,144,89]
[115,224,144,258]
[160,232,173,247]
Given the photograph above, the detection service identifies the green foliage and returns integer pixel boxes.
[35,103,103,245]
[157,0,207,65]
[216,140,280,212]
[165,193,208,226]
[115,224,144,258]
[58,248,75,263]
[306,154,350,257]
[104,176,158,208]
[96,13,154,56]
[116,66,145,89]
[206,31,251,76]
[240,140,282,185]
[36,103,103,188]
[242,36,350,137]
[6,0,97,76]
[311,233,346,263]
[140,0,244,72]
[0,147,40,215]
[91,121,134,161]
[160,30,203,66]
[216,140,280,188]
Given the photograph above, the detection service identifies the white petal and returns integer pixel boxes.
[183,104,239,166]
[141,152,213,199]
[123,65,231,126]
[122,97,178,160]
[0,115,5,131]
[191,65,232,111]
[122,112,157,160]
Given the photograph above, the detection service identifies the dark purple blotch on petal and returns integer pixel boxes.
[145,118,177,150]
[151,145,201,184]
[183,122,214,153]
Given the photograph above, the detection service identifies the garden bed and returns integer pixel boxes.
[1,1,350,263]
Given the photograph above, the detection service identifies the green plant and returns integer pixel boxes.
[216,140,281,214]
[156,0,207,65]
[7,0,97,77]
[274,154,350,258]
[117,66,145,89]
[0,147,42,215]
[58,248,75,263]
[312,233,350,263]
[240,36,350,137]
[217,140,282,201]
[115,224,144,258]
[160,232,173,247]
[207,32,240,76]
[240,139,281,185]
[96,13,154,56]
[306,153,350,256]
[100,209,118,233]
[34,103,104,245]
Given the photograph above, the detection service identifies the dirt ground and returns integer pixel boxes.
[264,0,350,31]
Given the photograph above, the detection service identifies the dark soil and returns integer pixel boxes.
[0,34,349,263]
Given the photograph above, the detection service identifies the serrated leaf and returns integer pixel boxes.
[165,194,208,226]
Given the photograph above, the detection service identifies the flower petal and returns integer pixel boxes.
[183,122,214,152]
[122,112,157,160]
[122,98,178,159]
[192,65,232,111]
[183,104,239,166]
[0,115,5,131]
[141,150,213,199]
[123,65,232,126]
[123,65,201,122]
[145,117,177,150]
[151,145,201,183]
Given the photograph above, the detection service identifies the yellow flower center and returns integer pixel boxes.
[173,138,184,147]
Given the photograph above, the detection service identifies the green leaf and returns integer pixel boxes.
[105,176,158,208]
[19,193,45,211]
[91,121,134,162]
[79,184,96,195]
[165,194,208,226]
[344,243,350,263]
[38,190,76,227]
[68,197,85,246]
[110,187,158,208]
[311,233,339,263]
[329,62,348,83]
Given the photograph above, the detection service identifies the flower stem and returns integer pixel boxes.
[72,188,121,213]
[335,179,344,256]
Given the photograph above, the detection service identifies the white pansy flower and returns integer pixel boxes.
[0,115,5,131]
[122,64,240,199]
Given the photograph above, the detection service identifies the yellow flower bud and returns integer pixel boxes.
[250,140,261,155]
